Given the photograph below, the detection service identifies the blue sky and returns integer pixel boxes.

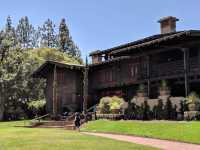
[0,0,200,60]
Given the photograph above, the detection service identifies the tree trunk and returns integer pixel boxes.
[0,102,4,121]
[0,83,4,121]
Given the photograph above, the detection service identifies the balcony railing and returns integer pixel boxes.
[150,57,199,79]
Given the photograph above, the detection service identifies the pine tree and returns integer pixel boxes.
[16,16,34,48]
[58,18,81,58]
[4,16,16,47]
[39,19,57,48]
[59,18,69,52]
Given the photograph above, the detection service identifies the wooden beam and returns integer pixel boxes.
[146,55,151,97]
[52,65,57,117]
[182,48,190,97]
[83,57,89,114]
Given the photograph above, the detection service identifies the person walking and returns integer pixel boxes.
[74,112,81,131]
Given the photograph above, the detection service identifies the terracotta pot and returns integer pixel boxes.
[188,103,197,111]
[111,109,120,114]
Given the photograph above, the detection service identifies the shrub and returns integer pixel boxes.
[98,96,125,114]
[28,99,46,117]
[186,92,200,104]
[163,98,173,120]
[109,96,124,111]
[186,92,200,111]
[99,97,112,114]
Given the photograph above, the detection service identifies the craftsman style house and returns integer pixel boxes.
[33,16,200,115]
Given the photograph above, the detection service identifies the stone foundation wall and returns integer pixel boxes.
[131,96,185,112]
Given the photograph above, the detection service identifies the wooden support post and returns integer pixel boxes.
[83,57,89,114]
[182,48,190,97]
[146,55,151,97]
[52,65,57,117]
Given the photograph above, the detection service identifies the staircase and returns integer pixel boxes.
[31,114,76,130]
[31,104,97,130]
[33,120,76,130]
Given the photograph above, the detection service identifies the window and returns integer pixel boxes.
[130,64,138,77]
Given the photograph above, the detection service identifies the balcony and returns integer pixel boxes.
[150,57,200,79]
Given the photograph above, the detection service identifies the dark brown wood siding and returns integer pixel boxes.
[46,67,83,114]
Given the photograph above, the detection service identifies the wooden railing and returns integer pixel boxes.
[150,57,199,79]
[91,57,200,89]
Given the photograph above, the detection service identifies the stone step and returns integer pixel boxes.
[65,124,76,130]
[37,125,65,128]
[32,120,75,129]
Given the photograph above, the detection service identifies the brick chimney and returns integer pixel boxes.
[158,16,179,34]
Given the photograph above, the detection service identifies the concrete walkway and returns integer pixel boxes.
[83,132,200,150]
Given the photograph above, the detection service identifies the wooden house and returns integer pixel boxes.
[33,16,200,115]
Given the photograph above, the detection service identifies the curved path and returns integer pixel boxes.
[82,132,200,150]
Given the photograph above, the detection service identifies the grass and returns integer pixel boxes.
[0,121,158,150]
[81,120,200,144]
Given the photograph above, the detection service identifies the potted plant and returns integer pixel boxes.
[159,80,170,96]
[137,84,146,97]
[186,92,200,111]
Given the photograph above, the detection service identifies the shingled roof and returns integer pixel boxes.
[32,60,84,78]
[89,30,200,56]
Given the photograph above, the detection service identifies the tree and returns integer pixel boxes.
[0,40,24,120]
[16,16,35,48]
[58,18,81,58]
[39,19,57,48]
[4,16,17,47]
[58,18,69,52]
[1,47,82,120]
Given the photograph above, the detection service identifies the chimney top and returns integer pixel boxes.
[158,16,179,34]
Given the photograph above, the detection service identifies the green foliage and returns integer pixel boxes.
[186,92,200,104]
[109,96,124,110]
[16,16,35,48]
[99,97,112,114]
[58,18,81,57]
[28,100,46,110]
[163,98,173,120]
[27,48,82,65]
[28,99,46,117]
[0,47,82,120]
[39,19,57,48]
[160,80,169,90]
[1,16,82,58]
[59,18,69,51]
[98,96,125,114]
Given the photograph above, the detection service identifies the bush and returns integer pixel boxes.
[186,92,200,104]
[98,96,125,114]
[109,96,124,111]
[99,97,112,114]
[28,99,46,117]
[186,92,200,111]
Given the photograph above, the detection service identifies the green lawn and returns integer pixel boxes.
[0,121,157,150]
[81,120,200,144]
